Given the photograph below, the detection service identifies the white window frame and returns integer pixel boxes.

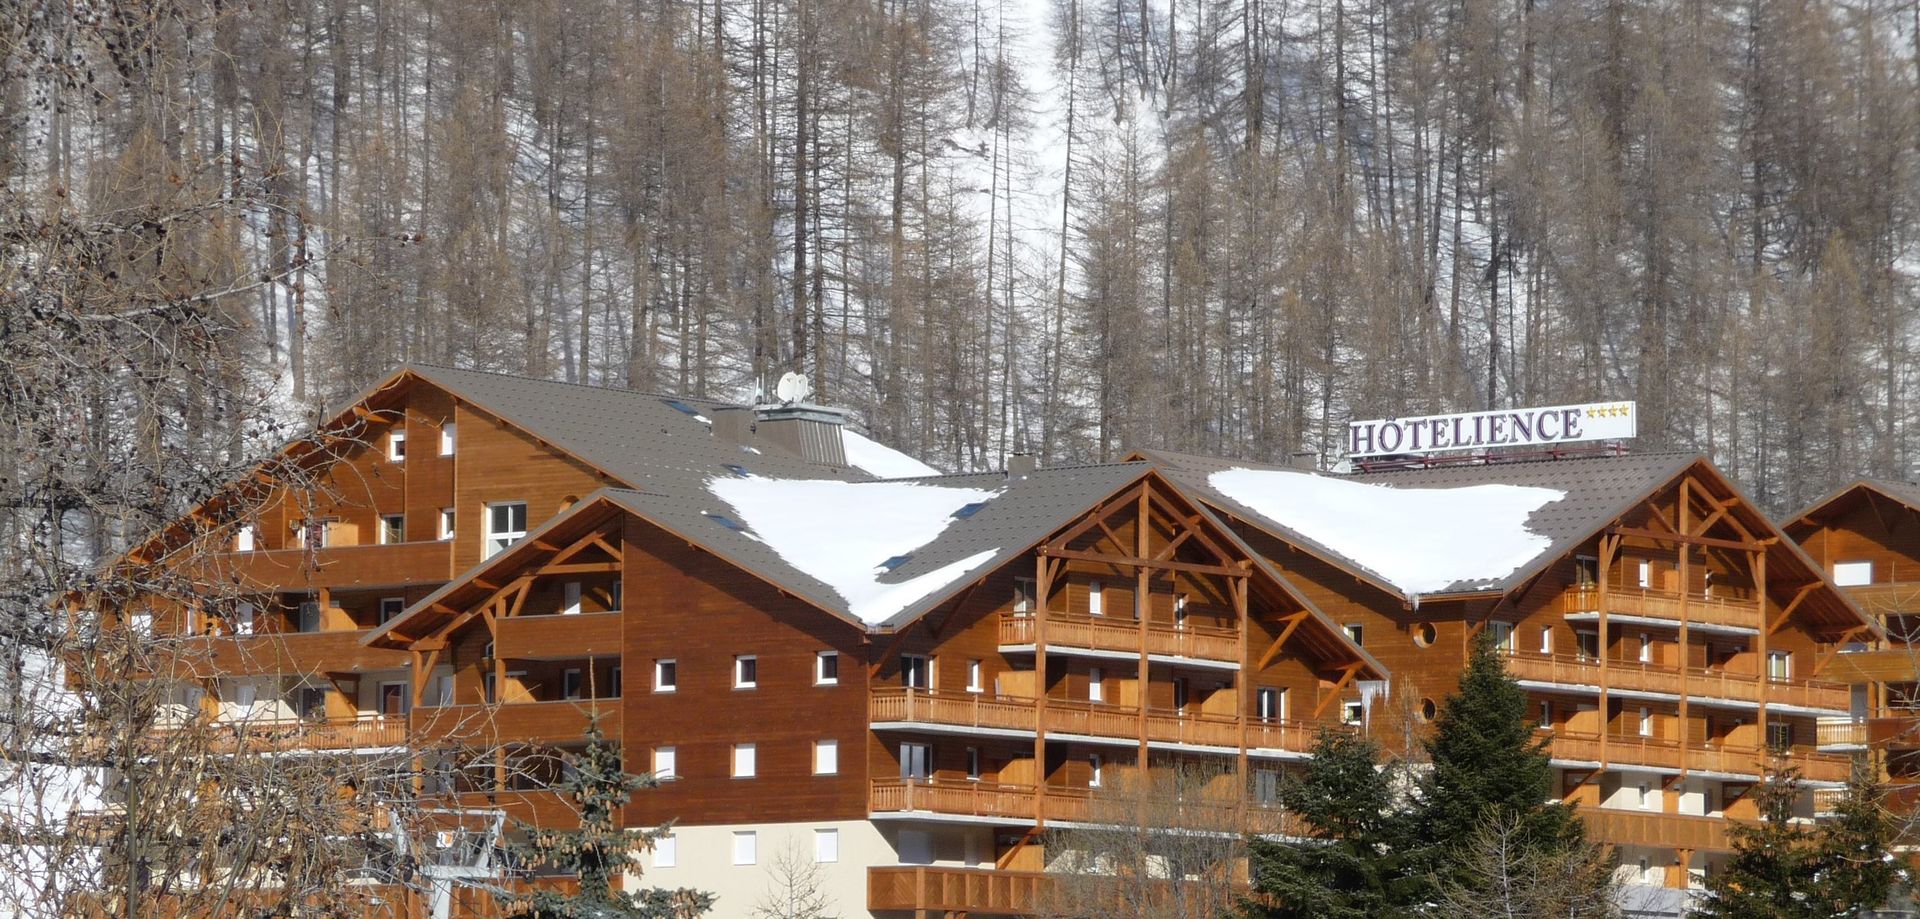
[1639,632,1653,663]
[1256,686,1283,722]
[483,501,528,559]
[439,423,456,456]
[1637,560,1652,589]
[653,833,677,867]
[1639,706,1654,737]
[1013,577,1034,614]
[438,508,456,541]
[1489,621,1514,652]
[1768,650,1792,681]
[732,831,757,866]
[233,602,255,636]
[1089,753,1103,788]
[654,659,676,693]
[966,659,983,693]
[1174,593,1189,629]
[234,524,256,553]
[653,746,677,781]
[815,651,839,685]
[813,739,839,775]
[1540,627,1553,655]
[1088,580,1104,616]
[734,655,758,689]
[379,513,406,545]
[732,743,756,778]
[1088,667,1104,703]
[813,828,838,864]
[388,431,407,462]
[1344,623,1363,646]
[1833,561,1874,587]
[902,654,931,689]
[1342,700,1365,725]
[561,582,582,616]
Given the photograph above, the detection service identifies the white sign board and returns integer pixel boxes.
[1348,402,1636,458]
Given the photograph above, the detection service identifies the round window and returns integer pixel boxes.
[1420,698,1438,721]
[1414,622,1438,647]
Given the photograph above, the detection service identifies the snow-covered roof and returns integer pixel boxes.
[1208,467,1566,596]
[706,476,999,624]
[842,429,943,479]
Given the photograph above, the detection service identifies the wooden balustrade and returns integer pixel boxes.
[413,698,621,746]
[868,866,1048,913]
[201,539,454,591]
[1041,700,1143,739]
[1562,586,1761,631]
[1817,718,1869,748]
[870,687,1038,732]
[194,715,408,753]
[869,778,1288,831]
[870,778,1043,821]
[1502,650,1850,712]
[999,613,1240,662]
[1584,808,1733,852]
[1543,730,1852,782]
[870,688,1328,754]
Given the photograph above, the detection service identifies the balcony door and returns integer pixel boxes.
[900,742,932,781]
[379,682,410,717]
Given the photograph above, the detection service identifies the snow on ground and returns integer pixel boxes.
[1208,468,1565,596]
[843,430,943,479]
[707,477,1001,624]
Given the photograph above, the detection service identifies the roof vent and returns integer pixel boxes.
[1007,452,1038,477]
[754,402,849,468]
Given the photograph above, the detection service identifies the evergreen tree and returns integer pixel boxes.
[1691,763,1905,919]
[1244,730,1424,919]
[1418,636,1586,890]
[497,720,714,919]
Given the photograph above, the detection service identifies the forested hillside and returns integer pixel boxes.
[3,0,1916,510]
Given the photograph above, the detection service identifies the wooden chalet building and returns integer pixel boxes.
[1131,448,1871,903]
[105,365,1384,918]
[1784,480,1920,802]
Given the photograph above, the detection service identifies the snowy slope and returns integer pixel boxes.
[1208,468,1565,596]
[706,477,1000,624]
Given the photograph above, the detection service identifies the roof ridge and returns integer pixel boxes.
[403,362,748,409]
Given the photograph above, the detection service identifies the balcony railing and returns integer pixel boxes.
[1841,581,1920,617]
[185,715,407,753]
[868,866,1047,914]
[1501,650,1850,712]
[871,778,1050,822]
[1562,587,1761,631]
[1817,717,1869,749]
[1543,730,1852,782]
[869,688,1335,754]
[869,778,1291,832]
[201,539,453,590]
[999,613,1240,663]
[1584,808,1733,852]
[414,698,622,746]
[185,628,409,677]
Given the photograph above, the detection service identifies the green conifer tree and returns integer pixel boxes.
[1692,762,1905,919]
[1244,730,1424,919]
[1418,636,1585,889]
[497,719,714,919]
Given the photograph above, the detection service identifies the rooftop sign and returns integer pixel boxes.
[1348,402,1636,458]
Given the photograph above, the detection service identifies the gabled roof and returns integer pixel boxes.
[1787,478,1920,533]
[367,465,1386,678]
[1132,448,1873,635]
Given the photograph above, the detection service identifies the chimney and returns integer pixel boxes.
[709,406,753,445]
[1287,450,1318,471]
[754,403,849,467]
[1007,452,1038,478]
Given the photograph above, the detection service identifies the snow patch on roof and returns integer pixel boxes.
[842,429,942,479]
[1208,467,1565,595]
[707,476,997,624]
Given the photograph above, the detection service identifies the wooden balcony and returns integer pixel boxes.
[1545,730,1851,781]
[871,777,1051,822]
[868,866,1046,914]
[451,790,580,828]
[1584,808,1733,852]
[1562,586,1762,631]
[869,688,1332,754]
[192,715,408,753]
[494,611,622,659]
[203,539,453,591]
[1502,651,1851,712]
[999,614,1240,664]
[1817,717,1869,749]
[1841,582,1920,616]
[185,628,408,676]
[869,778,1292,834]
[413,698,622,747]
[1823,647,1920,683]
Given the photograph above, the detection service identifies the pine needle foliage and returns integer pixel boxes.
[497,719,713,919]
[1689,762,1905,919]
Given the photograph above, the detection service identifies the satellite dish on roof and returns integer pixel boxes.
[774,371,813,405]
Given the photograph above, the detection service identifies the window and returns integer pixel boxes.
[967,659,983,693]
[652,747,677,780]
[438,508,456,541]
[1575,630,1599,661]
[297,600,321,633]
[1574,556,1599,587]
[563,668,584,700]
[816,651,839,685]
[1834,561,1873,587]
[1172,677,1189,711]
[1413,622,1437,647]
[900,742,932,780]
[1088,754,1103,787]
[233,602,255,636]
[653,833,676,868]
[1539,701,1552,729]
[1419,698,1438,721]
[388,431,407,461]
[732,831,757,866]
[1489,621,1514,652]
[654,659,676,692]
[379,597,406,624]
[1253,769,1280,804]
[1768,651,1792,681]
[1088,667,1104,703]
[1639,706,1654,737]
[434,675,454,706]
[732,743,756,778]
[483,673,497,704]
[1638,632,1653,663]
[1637,560,1652,589]
[1256,687,1283,722]
[1088,580,1104,616]
[1342,701,1364,725]
[295,686,328,720]
[379,513,405,545]
[966,746,981,781]
[232,683,257,707]
[1539,627,1553,655]
[561,582,581,616]
[734,655,758,689]
[296,519,329,549]
[439,423,456,456]
[814,739,839,775]
[1639,781,1654,811]
[1344,623,1363,646]
[484,502,528,558]
[1013,578,1034,614]
[814,828,838,863]
[611,580,622,610]
[609,665,622,698]
[901,654,931,689]
[1768,721,1793,751]
[1174,594,1189,629]
[234,524,256,553]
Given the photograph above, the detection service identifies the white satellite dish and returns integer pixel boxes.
[774,371,813,405]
